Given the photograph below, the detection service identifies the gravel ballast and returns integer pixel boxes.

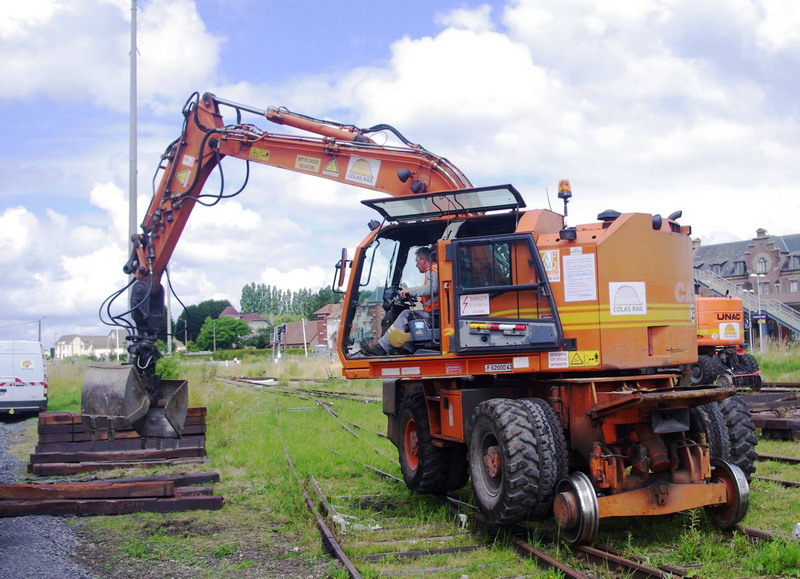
[0,418,96,578]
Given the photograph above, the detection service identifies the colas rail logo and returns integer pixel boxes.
[609,282,647,315]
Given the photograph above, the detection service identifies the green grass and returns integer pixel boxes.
[755,341,800,381]
[23,346,800,577]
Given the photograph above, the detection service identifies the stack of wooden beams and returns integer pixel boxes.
[28,407,208,475]
[0,473,222,516]
[744,392,800,441]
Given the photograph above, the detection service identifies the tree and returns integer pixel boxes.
[176,299,232,343]
[195,316,250,351]
[243,327,273,349]
[301,287,341,319]
[240,283,341,320]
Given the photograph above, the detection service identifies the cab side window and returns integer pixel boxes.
[458,242,512,288]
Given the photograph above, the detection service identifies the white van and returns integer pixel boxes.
[0,341,48,414]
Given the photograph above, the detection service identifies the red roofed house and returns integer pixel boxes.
[219,306,269,334]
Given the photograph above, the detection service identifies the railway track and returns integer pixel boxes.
[230,376,797,577]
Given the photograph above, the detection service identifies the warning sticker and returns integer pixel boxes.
[460,294,489,316]
[548,351,569,369]
[295,155,320,172]
[512,357,530,369]
[445,362,463,375]
[609,282,647,315]
[323,158,339,176]
[249,147,270,162]
[540,249,560,282]
[181,154,196,167]
[563,253,597,302]
[568,350,600,367]
[175,170,190,187]
[345,157,380,186]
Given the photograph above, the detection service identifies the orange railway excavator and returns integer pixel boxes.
[86,92,755,545]
[692,296,763,390]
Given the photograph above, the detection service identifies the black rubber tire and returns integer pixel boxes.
[740,354,763,391]
[445,445,470,491]
[518,398,569,520]
[717,396,758,482]
[740,353,759,373]
[398,391,448,494]
[690,355,719,385]
[468,398,541,525]
[689,402,731,461]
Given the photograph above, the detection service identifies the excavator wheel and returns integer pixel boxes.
[705,459,749,529]
[690,355,719,385]
[740,354,763,391]
[519,398,569,520]
[468,399,540,525]
[718,397,758,482]
[689,402,731,462]
[398,391,449,494]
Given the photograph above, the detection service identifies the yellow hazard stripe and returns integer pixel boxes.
[485,304,693,331]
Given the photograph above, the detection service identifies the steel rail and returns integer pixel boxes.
[281,443,362,578]
[758,453,800,464]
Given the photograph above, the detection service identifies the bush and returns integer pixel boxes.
[156,356,182,379]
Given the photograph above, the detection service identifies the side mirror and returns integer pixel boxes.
[337,248,348,288]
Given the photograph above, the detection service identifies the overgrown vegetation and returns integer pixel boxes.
[9,344,800,577]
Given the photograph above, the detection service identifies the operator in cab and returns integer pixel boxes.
[361,246,438,356]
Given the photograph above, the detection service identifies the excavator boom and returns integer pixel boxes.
[85,91,471,436]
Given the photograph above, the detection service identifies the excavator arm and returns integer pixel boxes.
[127,92,470,289]
[85,91,471,436]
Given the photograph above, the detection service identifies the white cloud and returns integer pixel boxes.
[2,0,800,346]
[0,207,36,259]
[436,4,495,33]
[0,0,220,113]
[259,266,329,293]
[756,0,800,52]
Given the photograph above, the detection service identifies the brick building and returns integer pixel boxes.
[693,228,800,341]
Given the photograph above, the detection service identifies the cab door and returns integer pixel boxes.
[451,234,563,354]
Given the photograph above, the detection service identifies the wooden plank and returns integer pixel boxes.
[80,472,220,487]
[37,417,206,436]
[761,428,800,441]
[0,480,175,500]
[0,495,223,517]
[35,434,206,454]
[751,417,800,429]
[31,447,205,465]
[37,413,83,427]
[29,457,207,476]
[174,486,213,497]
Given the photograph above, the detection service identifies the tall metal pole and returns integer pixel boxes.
[751,273,766,354]
[757,281,765,354]
[129,1,138,262]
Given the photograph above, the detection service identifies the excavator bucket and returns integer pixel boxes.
[81,365,188,437]
[139,378,189,438]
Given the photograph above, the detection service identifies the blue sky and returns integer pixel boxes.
[1,0,799,347]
